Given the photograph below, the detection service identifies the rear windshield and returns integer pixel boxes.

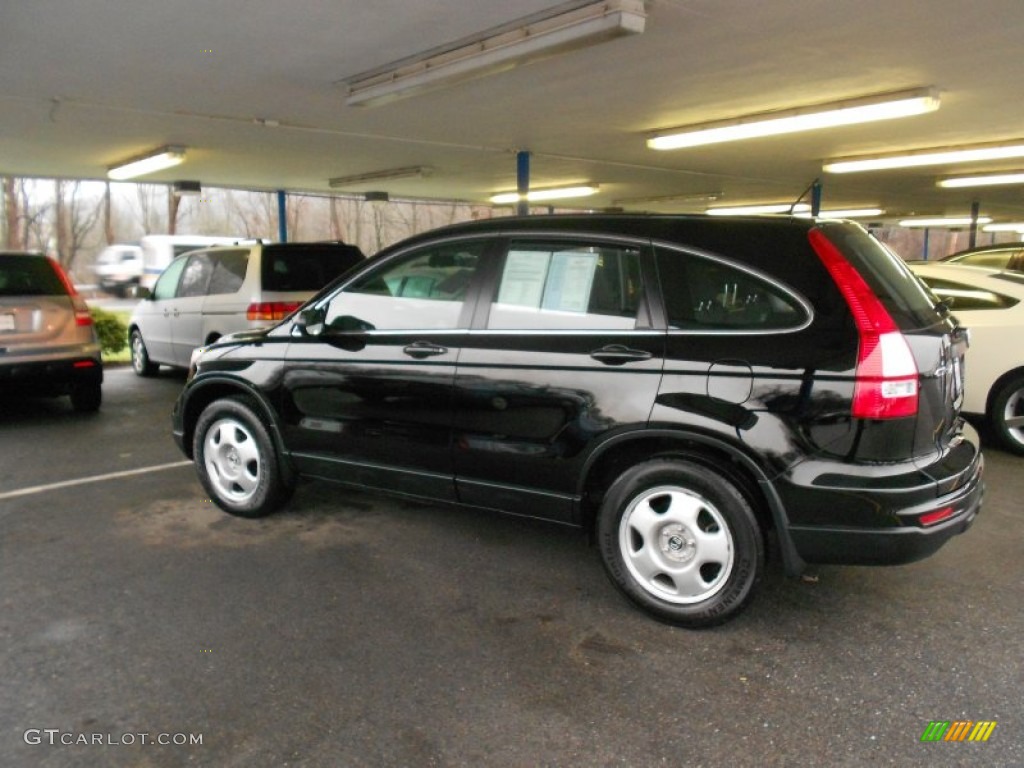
[817,222,942,329]
[0,255,67,297]
[261,243,365,292]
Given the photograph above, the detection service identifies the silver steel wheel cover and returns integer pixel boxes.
[203,417,262,504]
[618,485,735,604]
[1001,386,1024,446]
[131,335,145,371]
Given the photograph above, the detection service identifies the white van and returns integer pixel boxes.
[92,243,144,297]
[138,235,242,292]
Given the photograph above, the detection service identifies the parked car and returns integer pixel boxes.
[910,262,1024,454]
[92,243,144,297]
[939,242,1024,271]
[0,251,102,411]
[129,241,365,375]
[172,215,983,627]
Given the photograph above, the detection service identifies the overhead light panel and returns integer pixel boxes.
[648,88,939,151]
[343,0,645,107]
[490,184,599,205]
[938,172,1024,188]
[108,146,186,180]
[795,208,886,219]
[707,203,811,216]
[329,166,432,188]
[982,222,1024,233]
[898,216,993,228]
[825,141,1024,174]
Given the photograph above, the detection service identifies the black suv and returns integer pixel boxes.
[172,215,984,627]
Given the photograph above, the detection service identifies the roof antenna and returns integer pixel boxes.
[790,178,822,215]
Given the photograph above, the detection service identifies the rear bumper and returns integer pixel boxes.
[779,426,985,567]
[0,355,103,395]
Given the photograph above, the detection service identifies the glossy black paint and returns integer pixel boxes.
[173,214,984,575]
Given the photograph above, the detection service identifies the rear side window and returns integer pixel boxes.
[0,255,67,297]
[262,244,365,292]
[817,222,940,329]
[206,249,249,295]
[656,248,808,331]
[487,242,643,330]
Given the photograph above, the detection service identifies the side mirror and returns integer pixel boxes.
[133,286,152,300]
[294,306,326,337]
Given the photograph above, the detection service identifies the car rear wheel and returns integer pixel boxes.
[130,330,159,377]
[991,374,1024,455]
[193,397,294,517]
[597,459,764,628]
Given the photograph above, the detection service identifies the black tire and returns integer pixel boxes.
[130,329,159,377]
[70,380,102,413]
[193,397,294,518]
[597,459,764,628]
[990,374,1024,455]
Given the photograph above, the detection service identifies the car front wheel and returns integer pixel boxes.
[597,459,764,628]
[193,397,294,517]
[990,374,1024,455]
[130,330,159,377]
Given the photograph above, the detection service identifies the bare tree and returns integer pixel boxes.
[3,177,21,249]
[52,180,103,270]
[135,184,165,234]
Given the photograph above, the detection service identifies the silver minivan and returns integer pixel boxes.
[129,241,364,375]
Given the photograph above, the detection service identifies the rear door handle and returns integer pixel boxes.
[590,344,653,365]
[403,341,448,359]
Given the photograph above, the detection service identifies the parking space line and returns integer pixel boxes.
[0,460,192,502]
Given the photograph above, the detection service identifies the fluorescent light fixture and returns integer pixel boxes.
[108,146,186,180]
[344,0,645,107]
[825,140,1024,174]
[647,88,939,151]
[795,208,886,219]
[898,216,993,228]
[613,191,722,207]
[329,166,432,188]
[938,172,1024,188]
[490,184,599,205]
[983,222,1024,233]
[707,203,811,216]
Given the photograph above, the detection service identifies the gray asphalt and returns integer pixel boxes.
[1,367,1020,768]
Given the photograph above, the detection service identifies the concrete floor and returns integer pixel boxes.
[1,367,1020,767]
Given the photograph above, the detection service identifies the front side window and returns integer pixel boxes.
[151,256,188,301]
[487,242,643,330]
[657,249,808,331]
[324,242,484,331]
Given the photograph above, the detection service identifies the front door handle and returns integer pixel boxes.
[590,344,653,365]
[403,341,448,359]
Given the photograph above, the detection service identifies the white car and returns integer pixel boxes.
[910,262,1024,454]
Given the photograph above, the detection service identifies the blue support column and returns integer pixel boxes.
[923,228,930,261]
[516,151,530,217]
[277,190,288,243]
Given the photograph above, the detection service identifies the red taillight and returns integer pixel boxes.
[46,258,93,326]
[809,229,919,419]
[73,360,97,369]
[919,507,954,526]
[246,301,302,322]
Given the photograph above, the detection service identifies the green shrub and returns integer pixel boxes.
[90,306,128,355]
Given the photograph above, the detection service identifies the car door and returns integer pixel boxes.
[171,250,217,366]
[452,236,664,524]
[135,255,189,365]
[280,239,490,501]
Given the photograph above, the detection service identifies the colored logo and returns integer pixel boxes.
[921,720,997,742]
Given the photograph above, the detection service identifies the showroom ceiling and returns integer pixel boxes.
[2,0,1024,224]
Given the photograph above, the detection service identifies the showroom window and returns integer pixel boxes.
[487,242,643,330]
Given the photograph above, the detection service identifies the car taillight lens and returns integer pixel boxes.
[809,229,919,419]
[246,302,302,322]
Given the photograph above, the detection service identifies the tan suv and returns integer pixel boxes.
[129,241,364,375]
